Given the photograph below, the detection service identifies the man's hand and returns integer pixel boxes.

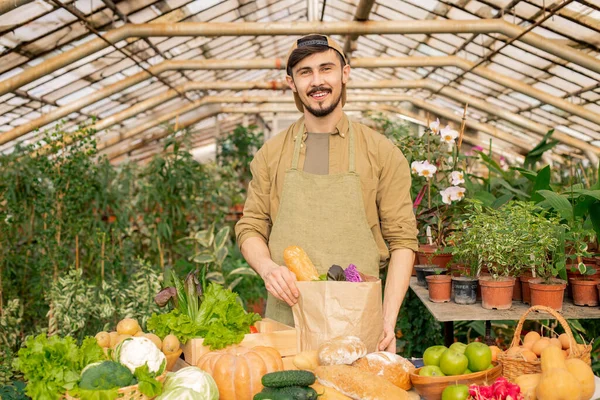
[262,265,299,306]
[378,320,397,353]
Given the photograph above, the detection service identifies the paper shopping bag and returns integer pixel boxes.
[291,275,383,353]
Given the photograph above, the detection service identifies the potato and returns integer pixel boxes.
[95,331,110,348]
[145,333,162,350]
[116,318,141,336]
[108,331,119,348]
[162,334,180,354]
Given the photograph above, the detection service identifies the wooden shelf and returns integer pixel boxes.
[409,277,600,322]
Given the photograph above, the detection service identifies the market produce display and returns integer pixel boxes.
[147,269,261,349]
[155,366,219,400]
[13,331,167,400]
[352,351,416,390]
[253,370,318,399]
[315,364,410,400]
[318,336,367,366]
[195,345,284,400]
[421,342,493,376]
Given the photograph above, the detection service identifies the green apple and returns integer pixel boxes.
[442,384,470,400]
[464,368,472,374]
[423,345,448,366]
[449,342,467,354]
[464,342,492,372]
[419,365,445,377]
[439,349,469,376]
[486,364,494,370]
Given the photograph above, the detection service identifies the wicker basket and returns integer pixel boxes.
[498,305,592,382]
[64,372,167,400]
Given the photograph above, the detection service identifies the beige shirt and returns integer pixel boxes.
[303,132,330,175]
[235,113,418,264]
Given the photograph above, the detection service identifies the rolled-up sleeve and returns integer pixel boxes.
[377,142,419,252]
[235,148,272,247]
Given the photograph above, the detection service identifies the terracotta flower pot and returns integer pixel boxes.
[415,264,437,287]
[520,275,537,305]
[417,245,452,269]
[479,276,516,310]
[512,277,522,302]
[569,277,600,306]
[566,264,600,299]
[529,278,567,311]
[426,275,452,303]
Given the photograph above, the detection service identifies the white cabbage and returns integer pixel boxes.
[155,367,219,400]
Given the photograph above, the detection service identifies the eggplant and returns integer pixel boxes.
[327,265,346,281]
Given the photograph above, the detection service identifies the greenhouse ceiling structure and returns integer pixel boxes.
[0,0,599,164]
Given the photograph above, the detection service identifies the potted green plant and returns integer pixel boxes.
[520,216,569,312]
[564,222,598,306]
[534,185,599,307]
[458,201,556,310]
[446,202,485,305]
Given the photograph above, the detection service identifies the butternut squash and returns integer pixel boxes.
[540,345,565,373]
[535,345,582,400]
[535,368,581,400]
[514,373,541,400]
[565,358,595,400]
[284,246,320,281]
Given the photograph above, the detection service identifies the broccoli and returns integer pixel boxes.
[79,361,134,390]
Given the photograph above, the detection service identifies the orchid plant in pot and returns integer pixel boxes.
[408,116,470,269]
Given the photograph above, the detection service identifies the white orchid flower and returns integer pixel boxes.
[429,118,441,134]
[440,188,453,205]
[440,125,459,144]
[440,186,466,204]
[411,160,437,179]
[450,171,465,186]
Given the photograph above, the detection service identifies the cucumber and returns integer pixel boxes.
[261,386,318,400]
[253,392,294,400]
[261,370,316,388]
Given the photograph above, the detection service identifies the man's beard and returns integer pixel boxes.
[301,86,343,117]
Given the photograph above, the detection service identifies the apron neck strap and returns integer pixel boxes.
[291,119,356,173]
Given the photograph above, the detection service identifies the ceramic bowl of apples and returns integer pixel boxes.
[410,342,503,400]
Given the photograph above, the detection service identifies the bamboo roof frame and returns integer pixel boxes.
[0,0,599,162]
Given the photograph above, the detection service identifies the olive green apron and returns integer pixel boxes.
[266,119,380,326]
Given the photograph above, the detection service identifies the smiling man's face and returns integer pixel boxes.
[286,49,350,117]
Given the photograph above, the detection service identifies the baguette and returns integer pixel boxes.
[315,365,409,400]
[293,350,320,371]
[311,382,352,400]
[352,351,415,390]
[283,246,319,281]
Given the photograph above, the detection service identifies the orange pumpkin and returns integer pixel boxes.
[196,345,284,400]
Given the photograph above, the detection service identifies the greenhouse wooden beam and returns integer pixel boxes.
[0,0,33,15]
[103,96,549,161]
[5,55,600,145]
[0,59,285,146]
[113,105,540,165]
[76,81,598,155]
[2,19,600,97]
[342,0,377,56]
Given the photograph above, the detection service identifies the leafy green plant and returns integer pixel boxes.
[46,260,162,339]
[13,335,105,400]
[449,201,565,280]
[216,124,264,191]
